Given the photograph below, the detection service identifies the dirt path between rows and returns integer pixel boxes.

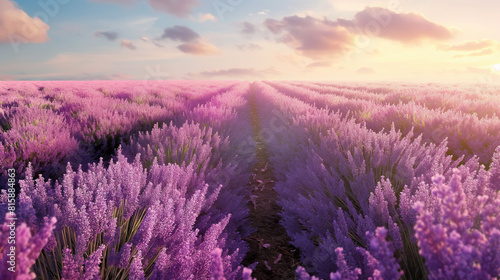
[242,83,300,279]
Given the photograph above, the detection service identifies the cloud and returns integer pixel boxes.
[91,0,199,17]
[109,73,135,80]
[158,25,218,55]
[121,40,137,50]
[264,16,355,59]
[0,0,50,43]
[160,25,199,42]
[177,41,219,55]
[443,40,497,51]
[350,7,454,43]
[454,49,494,58]
[7,71,137,81]
[90,0,135,4]
[307,61,331,68]
[467,67,492,75]
[148,0,199,17]
[193,67,280,78]
[197,13,217,22]
[237,43,262,51]
[95,31,119,41]
[264,7,455,59]
[366,49,380,55]
[141,36,164,47]
[153,41,164,48]
[0,74,14,81]
[241,22,256,35]
[356,67,376,74]
[258,9,270,15]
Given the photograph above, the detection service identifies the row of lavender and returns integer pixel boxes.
[292,81,500,118]
[266,81,500,165]
[253,82,500,279]
[0,80,238,187]
[0,81,257,279]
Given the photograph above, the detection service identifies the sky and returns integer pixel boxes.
[0,0,499,82]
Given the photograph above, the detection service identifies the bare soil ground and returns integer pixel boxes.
[241,85,301,279]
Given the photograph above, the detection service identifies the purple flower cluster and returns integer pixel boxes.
[267,81,500,164]
[253,81,500,279]
[1,80,499,279]
[414,167,500,279]
[291,81,500,119]
[15,152,242,278]
[0,215,56,280]
[0,80,238,186]
[295,228,401,280]
[0,81,256,279]
[0,105,81,186]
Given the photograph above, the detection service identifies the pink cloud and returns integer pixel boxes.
[444,40,497,51]
[241,22,256,35]
[264,16,355,59]
[91,0,199,17]
[121,40,137,50]
[356,67,376,74]
[148,0,199,17]
[90,0,135,4]
[109,73,135,80]
[95,31,119,41]
[160,25,199,42]
[467,67,492,75]
[264,7,455,59]
[454,49,495,58]
[197,13,217,22]
[55,72,137,80]
[0,74,14,81]
[0,0,50,43]
[307,61,331,68]
[351,7,455,43]
[193,67,280,78]
[13,72,137,81]
[177,41,219,55]
[237,43,262,51]
[157,25,218,55]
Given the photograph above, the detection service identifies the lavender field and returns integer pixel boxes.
[1,80,499,280]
